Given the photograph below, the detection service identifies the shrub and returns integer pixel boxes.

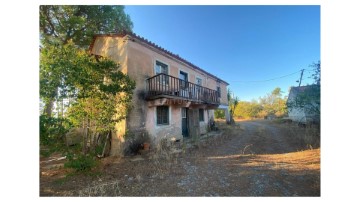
[64,153,97,172]
[214,109,225,119]
[40,115,72,146]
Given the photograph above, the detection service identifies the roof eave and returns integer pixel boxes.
[90,32,229,86]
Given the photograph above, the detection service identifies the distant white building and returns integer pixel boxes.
[286,85,320,123]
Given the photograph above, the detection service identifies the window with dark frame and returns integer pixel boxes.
[157,106,169,125]
[199,108,204,122]
[155,61,169,84]
[217,86,221,98]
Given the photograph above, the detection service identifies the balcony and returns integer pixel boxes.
[146,73,220,104]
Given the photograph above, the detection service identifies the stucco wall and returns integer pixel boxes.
[199,109,209,135]
[145,105,183,144]
[288,107,307,123]
[91,35,228,154]
[126,37,228,105]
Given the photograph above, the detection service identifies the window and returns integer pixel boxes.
[217,86,221,98]
[179,71,188,89]
[199,108,204,122]
[155,61,169,84]
[155,61,168,74]
[157,106,169,125]
[196,77,202,86]
[196,77,202,97]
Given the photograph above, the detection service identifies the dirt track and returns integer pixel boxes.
[40,120,320,196]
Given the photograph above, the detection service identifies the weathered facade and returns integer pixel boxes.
[90,32,229,155]
[287,85,320,124]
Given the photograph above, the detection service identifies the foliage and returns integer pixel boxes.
[40,114,72,145]
[214,109,225,119]
[258,87,288,118]
[64,153,97,172]
[233,100,263,119]
[231,88,287,119]
[310,61,320,85]
[40,41,136,154]
[39,6,136,158]
[40,5,134,117]
[227,89,239,124]
[40,5,133,48]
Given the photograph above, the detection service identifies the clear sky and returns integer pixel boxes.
[125,5,320,101]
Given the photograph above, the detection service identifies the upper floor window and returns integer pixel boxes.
[155,61,168,75]
[155,61,169,84]
[196,77,202,86]
[217,86,221,98]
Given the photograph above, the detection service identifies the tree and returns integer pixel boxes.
[40,5,133,117]
[214,109,225,119]
[40,41,136,155]
[259,87,287,118]
[39,5,136,163]
[310,61,320,85]
[234,100,263,119]
[227,89,239,124]
[40,5,133,48]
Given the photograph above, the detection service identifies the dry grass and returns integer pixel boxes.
[272,121,320,149]
[238,148,320,171]
[78,181,123,196]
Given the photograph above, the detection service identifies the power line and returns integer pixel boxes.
[229,70,302,83]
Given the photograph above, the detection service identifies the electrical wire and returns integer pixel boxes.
[229,70,302,83]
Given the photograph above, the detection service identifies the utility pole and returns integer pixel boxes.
[297,69,305,87]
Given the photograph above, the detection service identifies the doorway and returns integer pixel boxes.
[181,108,189,137]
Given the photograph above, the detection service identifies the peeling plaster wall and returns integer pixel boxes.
[92,35,228,155]
[146,105,182,144]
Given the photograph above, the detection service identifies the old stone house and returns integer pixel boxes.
[90,32,229,155]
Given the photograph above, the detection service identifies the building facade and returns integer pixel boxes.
[90,32,229,155]
[287,85,320,124]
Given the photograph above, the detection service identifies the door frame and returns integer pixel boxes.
[181,107,189,137]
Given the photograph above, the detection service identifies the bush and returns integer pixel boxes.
[214,109,225,119]
[40,115,72,145]
[64,153,97,172]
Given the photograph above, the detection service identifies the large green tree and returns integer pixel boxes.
[40,6,136,159]
[40,41,136,154]
[40,5,133,48]
[40,5,133,117]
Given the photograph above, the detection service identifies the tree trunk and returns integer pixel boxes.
[82,118,89,154]
[44,99,54,117]
[100,131,111,158]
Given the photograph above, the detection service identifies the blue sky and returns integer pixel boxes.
[125,5,320,101]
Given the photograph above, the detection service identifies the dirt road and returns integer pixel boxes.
[40,120,320,196]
